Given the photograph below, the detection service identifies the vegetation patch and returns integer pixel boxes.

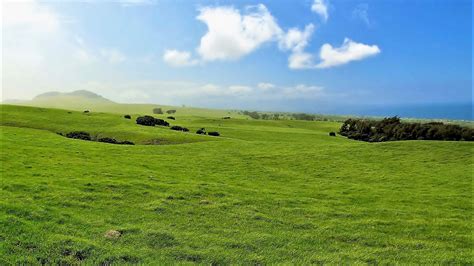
[340,116,474,142]
[136,115,169,127]
[170,126,189,132]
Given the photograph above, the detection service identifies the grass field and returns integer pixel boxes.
[0,103,472,264]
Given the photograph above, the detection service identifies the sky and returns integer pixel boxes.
[1,0,472,118]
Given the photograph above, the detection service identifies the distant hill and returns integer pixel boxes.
[33,90,113,103]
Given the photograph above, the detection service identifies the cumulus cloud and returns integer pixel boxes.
[279,24,315,52]
[311,0,329,22]
[163,50,198,67]
[288,51,317,69]
[196,4,282,61]
[317,38,380,68]
[278,24,317,69]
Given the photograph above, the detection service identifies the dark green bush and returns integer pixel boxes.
[136,116,169,127]
[166,110,176,114]
[170,126,189,132]
[124,115,131,119]
[98,137,118,144]
[208,131,220,137]
[167,116,175,120]
[153,108,163,114]
[340,116,473,142]
[66,131,91,140]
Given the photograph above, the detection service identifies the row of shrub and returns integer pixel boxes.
[240,110,333,121]
[153,108,177,115]
[64,131,135,145]
[340,116,474,142]
[196,128,220,136]
[135,116,220,137]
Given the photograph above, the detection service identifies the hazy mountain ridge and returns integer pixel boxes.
[33,90,113,102]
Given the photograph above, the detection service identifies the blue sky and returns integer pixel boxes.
[2,0,472,117]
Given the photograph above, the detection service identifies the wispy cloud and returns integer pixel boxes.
[352,3,371,27]
[311,0,329,22]
[163,50,198,67]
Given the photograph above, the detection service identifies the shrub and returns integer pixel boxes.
[136,116,169,127]
[118,141,135,145]
[243,111,260,119]
[196,128,206,135]
[98,137,118,144]
[166,110,176,114]
[167,116,175,120]
[170,126,189,132]
[329,132,336,137]
[83,110,90,113]
[170,126,183,131]
[339,116,473,142]
[124,115,131,119]
[66,131,91,140]
[155,119,169,126]
[222,117,231,119]
[153,108,163,114]
[136,116,156,126]
[208,131,220,136]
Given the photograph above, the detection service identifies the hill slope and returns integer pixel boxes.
[0,104,472,264]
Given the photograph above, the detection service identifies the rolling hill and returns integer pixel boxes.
[0,100,472,264]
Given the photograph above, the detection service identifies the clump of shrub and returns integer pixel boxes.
[242,111,260,119]
[153,108,163,114]
[196,128,206,135]
[167,116,175,120]
[222,116,231,119]
[65,132,134,145]
[136,116,169,127]
[66,131,91,140]
[329,132,336,137]
[170,126,189,132]
[98,137,118,144]
[208,131,220,137]
[166,110,176,114]
[83,110,90,113]
[124,115,131,119]
[340,116,474,142]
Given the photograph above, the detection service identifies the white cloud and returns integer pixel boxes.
[100,48,126,64]
[279,24,315,52]
[229,85,252,94]
[257,82,275,90]
[163,49,198,67]
[317,38,380,68]
[311,0,329,22]
[196,4,282,61]
[288,51,316,69]
[279,24,317,69]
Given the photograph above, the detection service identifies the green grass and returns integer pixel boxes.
[0,104,472,264]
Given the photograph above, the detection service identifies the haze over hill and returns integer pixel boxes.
[5,90,470,121]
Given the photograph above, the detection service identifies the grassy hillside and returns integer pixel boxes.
[0,104,472,264]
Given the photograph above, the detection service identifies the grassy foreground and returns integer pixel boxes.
[0,104,472,264]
